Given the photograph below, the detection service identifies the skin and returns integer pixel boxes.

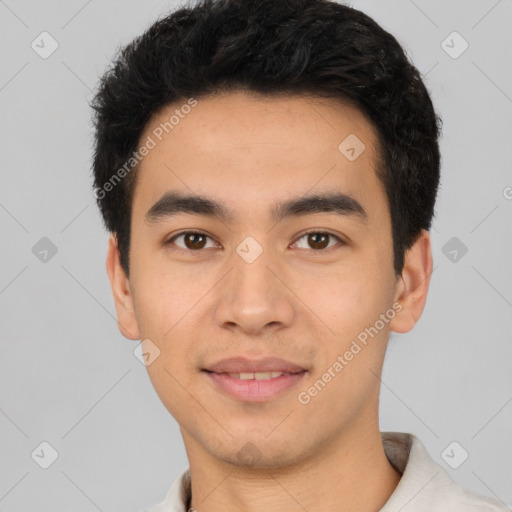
[106,91,432,512]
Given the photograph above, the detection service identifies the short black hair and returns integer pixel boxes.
[91,0,442,277]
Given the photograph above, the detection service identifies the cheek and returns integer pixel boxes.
[130,275,172,336]
[130,253,207,337]
[301,264,389,336]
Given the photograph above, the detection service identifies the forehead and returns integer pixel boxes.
[132,91,386,225]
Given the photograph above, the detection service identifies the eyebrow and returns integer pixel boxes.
[145,190,368,225]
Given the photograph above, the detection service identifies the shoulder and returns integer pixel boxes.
[139,467,190,512]
[380,432,510,512]
[426,480,510,511]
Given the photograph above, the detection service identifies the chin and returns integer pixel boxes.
[209,436,309,470]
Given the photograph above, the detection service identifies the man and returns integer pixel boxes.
[90,0,508,510]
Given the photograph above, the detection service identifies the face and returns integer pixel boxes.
[107,91,431,468]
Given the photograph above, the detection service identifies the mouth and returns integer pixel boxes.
[203,356,307,374]
[202,358,308,402]
[205,370,299,380]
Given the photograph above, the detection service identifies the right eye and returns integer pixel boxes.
[166,231,219,252]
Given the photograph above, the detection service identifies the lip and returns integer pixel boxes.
[203,356,306,374]
[202,356,308,402]
[204,370,307,402]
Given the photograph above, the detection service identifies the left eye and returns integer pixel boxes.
[293,231,343,251]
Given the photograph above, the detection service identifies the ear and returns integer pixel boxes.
[389,229,433,333]
[106,234,141,340]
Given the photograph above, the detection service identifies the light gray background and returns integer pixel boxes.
[1,0,511,510]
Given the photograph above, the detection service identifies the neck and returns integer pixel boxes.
[183,418,401,512]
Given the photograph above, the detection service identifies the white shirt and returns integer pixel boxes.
[142,432,509,512]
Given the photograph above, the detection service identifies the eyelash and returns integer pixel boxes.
[165,229,345,254]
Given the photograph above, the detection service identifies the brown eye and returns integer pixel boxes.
[307,233,329,249]
[168,232,215,251]
[294,231,342,251]
[183,233,207,250]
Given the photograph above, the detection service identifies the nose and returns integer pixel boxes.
[212,243,295,336]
